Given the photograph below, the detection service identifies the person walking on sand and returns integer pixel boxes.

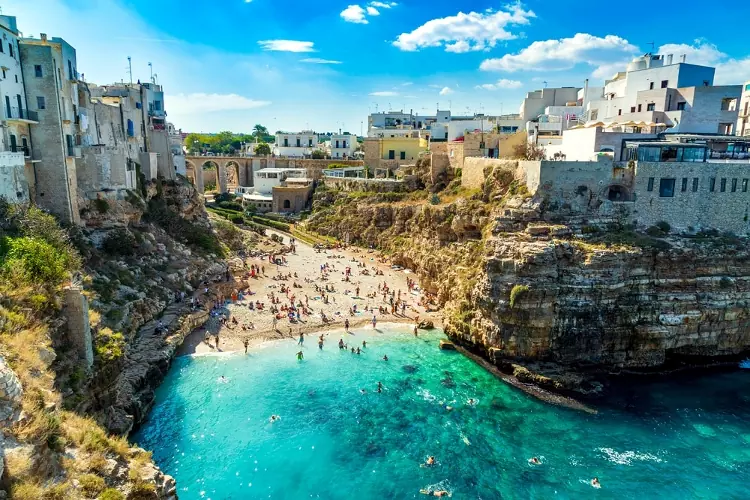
[345,318,350,333]
[372,315,377,329]
[243,338,249,354]
[414,324,418,337]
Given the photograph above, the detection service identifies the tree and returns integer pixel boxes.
[254,142,271,156]
[512,142,546,160]
[311,149,326,159]
[253,124,268,142]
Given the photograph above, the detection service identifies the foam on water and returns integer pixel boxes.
[133,325,750,499]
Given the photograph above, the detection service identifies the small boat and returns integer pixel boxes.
[740,359,750,369]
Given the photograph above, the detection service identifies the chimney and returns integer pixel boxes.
[666,54,673,65]
[681,54,686,63]
[40,33,48,42]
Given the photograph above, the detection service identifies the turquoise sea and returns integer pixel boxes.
[133,326,750,499]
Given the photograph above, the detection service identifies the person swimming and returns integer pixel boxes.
[218,376,228,383]
[269,414,280,423]
[377,381,383,393]
[296,351,304,360]
[467,398,476,405]
[424,456,435,466]
[356,347,361,354]
[362,340,367,348]
[383,355,389,361]
[338,338,344,349]
[360,389,366,394]
[528,457,541,465]
[420,489,450,497]
[591,477,601,489]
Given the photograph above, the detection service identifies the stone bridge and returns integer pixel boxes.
[185,156,365,194]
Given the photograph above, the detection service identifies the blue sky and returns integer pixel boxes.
[8,0,750,134]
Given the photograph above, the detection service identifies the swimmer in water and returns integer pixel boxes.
[296,351,304,360]
[383,355,389,361]
[529,457,541,465]
[362,340,367,348]
[591,477,601,489]
[425,456,435,466]
[467,398,476,405]
[360,389,366,394]
[338,338,344,349]
[420,489,450,497]
[269,415,280,423]
[218,376,227,383]
[377,381,383,393]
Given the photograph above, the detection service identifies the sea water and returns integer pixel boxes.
[133,326,750,499]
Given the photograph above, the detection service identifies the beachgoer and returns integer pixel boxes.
[298,332,304,345]
[269,414,280,423]
[297,351,304,360]
[377,381,383,393]
[338,338,345,349]
[529,457,541,465]
[425,456,435,466]
[351,347,356,353]
[591,477,601,489]
[383,355,388,361]
[420,490,450,497]
[467,398,475,405]
[319,339,324,350]
[372,315,377,329]
[356,347,361,355]
[243,338,249,354]
[414,324,418,337]
[362,340,367,348]
[344,319,350,332]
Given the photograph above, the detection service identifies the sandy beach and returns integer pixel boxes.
[178,228,442,355]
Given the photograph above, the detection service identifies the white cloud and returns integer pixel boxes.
[476,78,523,90]
[480,33,637,72]
[370,1,397,7]
[300,58,342,64]
[244,0,252,3]
[369,91,399,96]
[258,40,315,52]
[341,5,368,24]
[366,6,380,15]
[393,5,534,52]
[439,87,453,95]
[401,82,413,86]
[656,41,750,85]
[168,93,271,114]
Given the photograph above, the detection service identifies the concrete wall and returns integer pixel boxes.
[0,152,29,203]
[139,152,158,180]
[632,161,750,234]
[556,128,658,161]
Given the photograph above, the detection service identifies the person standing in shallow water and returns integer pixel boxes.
[297,351,304,360]
[298,332,304,345]
[243,338,249,354]
[372,315,377,329]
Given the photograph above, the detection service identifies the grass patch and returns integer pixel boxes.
[77,473,106,497]
[509,284,529,308]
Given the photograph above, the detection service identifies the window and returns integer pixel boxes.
[637,104,642,112]
[692,178,699,192]
[647,177,655,191]
[681,178,688,192]
[618,109,622,116]
[721,98,737,111]
[743,179,748,192]
[661,80,668,88]
[659,179,676,197]
[296,138,300,147]
[8,43,13,58]
[630,107,636,113]
[1,69,4,79]
[732,178,738,192]
[647,103,655,111]
[720,178,727,192]
[590,110,598,120]
[36,96,45,109]
[677,102,686,110]
[0,41,3,53]
[34,65,43,78]
[388,150,395,160]
[704,80,710,87]
[14,75,17,83]
[400,151,406,160]
[710,178,716,192]
[649,82,654,90]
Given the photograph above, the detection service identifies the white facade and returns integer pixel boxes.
[252,168,307,194]
[737,81,750,137]
[274,132,318,157]
[330,134,357,158]
[0,151,28,203]
[519,87,581,121]
[0,15,34,159]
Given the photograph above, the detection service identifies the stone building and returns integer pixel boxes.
[20,33,80,224]
[363,136,428,176]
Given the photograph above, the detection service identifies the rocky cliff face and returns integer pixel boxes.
[307,178,750,395]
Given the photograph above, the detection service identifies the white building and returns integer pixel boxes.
[519,87,581,121]
[274,131,318,157]
[168,122,186,176]
[737,81,750,137]
[330,134,357,158]
[241,167,308,212]
[585,53,740,135]
[368,109,523,142]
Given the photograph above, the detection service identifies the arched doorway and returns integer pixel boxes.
[201,161,219,193]
[603,184,632,202]
[185,161,197,185]
[225,161,241,190]
[283,199,291,209]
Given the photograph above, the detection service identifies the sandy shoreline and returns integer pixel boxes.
[177,228,442,357]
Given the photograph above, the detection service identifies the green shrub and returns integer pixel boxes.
[429,194,440,205]
[98,488,125,500]
[655,221,671,233]
[217,200,243,212]
[509,284,529,308]
[77,473,105,497]
[95,327,125,363]
[582,225,600,234]
[146,199,224,256]
[646,225,666,237]
[229,214,244,225]
[93,198,109,214]
[102,228,137,256]
[3,237,71,286]
[250,216,291,232]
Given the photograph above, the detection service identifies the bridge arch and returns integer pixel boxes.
[201,160,220,193]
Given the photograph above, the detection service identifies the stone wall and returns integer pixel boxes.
[462,158,520,189]
[64,287,93,370]
[633,161,750,234]
[0,152,30,203]
[272,184,314,213]
[324,177,412,193]
[529,158,615,204]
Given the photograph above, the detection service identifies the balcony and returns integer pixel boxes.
[5,107,39,123]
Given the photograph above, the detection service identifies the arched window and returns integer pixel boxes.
[283,199,291,209]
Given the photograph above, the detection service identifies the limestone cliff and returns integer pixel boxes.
[306,174,750,396]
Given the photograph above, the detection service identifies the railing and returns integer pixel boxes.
[9,145,30,156]
[5,107,38,121]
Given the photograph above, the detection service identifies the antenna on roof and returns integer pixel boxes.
[543,81,548,88]
[149,62,153,83]
[127,56,133,85]
[647,41,655,54]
